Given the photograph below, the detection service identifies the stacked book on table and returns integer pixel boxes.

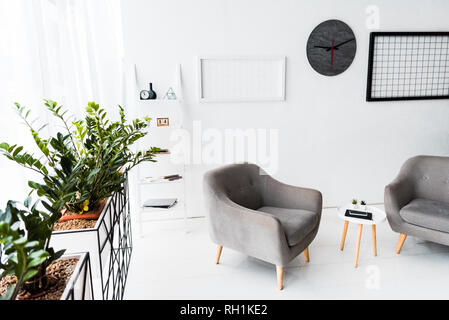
[344,209,373,221]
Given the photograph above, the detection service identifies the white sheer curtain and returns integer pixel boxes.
[0,0,125,206]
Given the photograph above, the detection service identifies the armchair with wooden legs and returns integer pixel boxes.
[204,163,322,290]
[385,156,449,254]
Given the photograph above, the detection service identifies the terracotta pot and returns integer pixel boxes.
[58,199,107,222]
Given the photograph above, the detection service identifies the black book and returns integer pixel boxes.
[143,198,178,209]
[345,209,373,221]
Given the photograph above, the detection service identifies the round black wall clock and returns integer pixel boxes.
[306,19,356,76]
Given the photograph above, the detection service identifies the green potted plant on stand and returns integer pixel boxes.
[0,198,93,300]
[0,100,159,299]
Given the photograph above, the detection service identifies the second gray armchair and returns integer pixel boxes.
[385,155,449,254]
[203,163,322,290]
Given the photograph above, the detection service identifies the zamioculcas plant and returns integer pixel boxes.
[0,100,159,217]
[0,102,85,212]
[0,100,159,298]
[0,198,64,300]
[64,101,160,214]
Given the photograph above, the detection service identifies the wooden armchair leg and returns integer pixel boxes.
[304,247,310,262]
[276,266,284,290]
[215,245,223,264]
[395,234,407,254]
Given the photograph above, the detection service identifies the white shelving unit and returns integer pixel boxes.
[132,64,187,235]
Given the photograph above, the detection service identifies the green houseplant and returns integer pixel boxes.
[0,198,64,300]
[0,100,159,219]
[0,100,159,299]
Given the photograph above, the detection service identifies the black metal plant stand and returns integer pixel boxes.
[61,252,94,300]
[98,176,133,300]
[51,174,133,300]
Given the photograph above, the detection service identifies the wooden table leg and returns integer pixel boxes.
[354,224,363,268]
[372,224,377,256]
[340,221,349,251]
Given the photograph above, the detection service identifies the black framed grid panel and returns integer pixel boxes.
[366,32,449,101]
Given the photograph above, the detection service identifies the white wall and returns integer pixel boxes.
[121,0,449,210]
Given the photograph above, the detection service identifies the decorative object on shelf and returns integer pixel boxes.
[307,19,356,76]
[157,117,169,127]
[140,82,157,100]
[163,87,177,100]
[366,32,449,101]
[163,174,182,181]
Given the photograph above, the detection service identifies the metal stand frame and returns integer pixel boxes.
[61,252,94,300]
[98,176,133,300]
[51,174,133,300]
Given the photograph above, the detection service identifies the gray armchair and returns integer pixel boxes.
[385,155,449,254]
[203,163,322,290]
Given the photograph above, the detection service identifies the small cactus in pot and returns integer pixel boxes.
[360,200,367,211]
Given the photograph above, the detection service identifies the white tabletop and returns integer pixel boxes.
[337,204,386,225]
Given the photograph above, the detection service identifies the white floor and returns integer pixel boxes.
[124,206,449,299]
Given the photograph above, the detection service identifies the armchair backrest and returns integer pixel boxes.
[400,155,449,203]
[203,163,264,210]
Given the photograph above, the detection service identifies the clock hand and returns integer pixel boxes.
[333,38,355,49]
[314,45,340,52]
[314,38,355,50]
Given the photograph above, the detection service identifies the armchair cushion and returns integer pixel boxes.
[257,206,318,246]
[400,198,449,233]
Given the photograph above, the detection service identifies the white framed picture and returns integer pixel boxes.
[198,55,286,102]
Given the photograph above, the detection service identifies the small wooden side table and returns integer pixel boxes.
[337,205,386,268]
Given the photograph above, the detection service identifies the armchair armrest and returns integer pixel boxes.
[384,176,414,231]
[261,175,322,213]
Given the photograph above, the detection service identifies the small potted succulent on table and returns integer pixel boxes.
[351,199,358,209]
[360,200,367,211]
